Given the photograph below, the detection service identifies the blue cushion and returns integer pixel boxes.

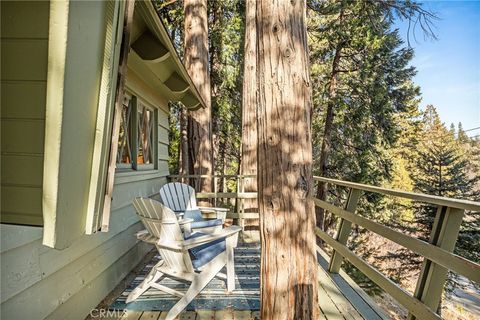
[186,232,226,269]
[184,209,204,222]
[191,219,223,229]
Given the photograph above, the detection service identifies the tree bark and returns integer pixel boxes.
[184,0,213,194]
[240,0,258,225]
[315,40,343,232]
[209,0,222,183]
[179,104,189,176]
[256,0,319,318]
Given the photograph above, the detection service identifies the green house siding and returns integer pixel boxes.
[0,214,151,320]
[0,80,171,320]
[1,0,50,226]
[0,92,170,320]
[0,0,207,318]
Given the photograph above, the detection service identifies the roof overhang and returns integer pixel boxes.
[128,1,205,110]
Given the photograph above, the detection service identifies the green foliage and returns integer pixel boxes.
[209,0,243,177]
[413,106,479,262]
[158,0,244,178]
[413,105,479,236]
[309,0,421,187]
[155,0,185,56]
[156,0,479,304]
[167,102,181,174]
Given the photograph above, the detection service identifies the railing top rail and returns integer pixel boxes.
[168,174,256,179]
[314,176,480,211]
[168,174,480,211]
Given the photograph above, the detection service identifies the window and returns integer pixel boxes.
[137,102,155,166]
[116,94,156,171]
[117,95,133,167]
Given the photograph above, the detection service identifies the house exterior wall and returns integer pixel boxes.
[0,214,150,320]
[1,1,172,319]
[1,0,49,226]
[0,77,170,318]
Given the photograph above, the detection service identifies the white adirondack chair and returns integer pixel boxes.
[159,182,229,234]
[127,197,241,320]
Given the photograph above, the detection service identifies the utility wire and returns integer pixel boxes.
[463,126,480,133]
[415,126,480,143]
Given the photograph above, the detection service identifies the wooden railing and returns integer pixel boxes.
[168,174,258,220]
[168,174,480,320]
[313,176,480,320]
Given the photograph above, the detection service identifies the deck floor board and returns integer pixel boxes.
[139,311,162,319]
[93,238,386,320]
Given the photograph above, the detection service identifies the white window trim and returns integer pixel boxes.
[115,93,158,173]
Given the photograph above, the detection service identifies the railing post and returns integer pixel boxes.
[238,176,245,230]
[213,176,218,207]
[222,176,226,203]
[328,188,362,273]
[408,206,464,319]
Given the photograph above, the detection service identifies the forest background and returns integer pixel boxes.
[154,1,480,319]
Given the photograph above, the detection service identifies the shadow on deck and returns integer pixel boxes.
[91,231,387,320]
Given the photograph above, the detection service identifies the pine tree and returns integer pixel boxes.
[409,105,480,309]
[457,122,469,144]
[453,122,480,268]
[160,0,244,181]
[415,107,474,196]
[308,0,421,229]
[184,0,214,195]
[414,106,474,233]
[239,0,258,221]
[449,123,456,137]
[208,0,243,184]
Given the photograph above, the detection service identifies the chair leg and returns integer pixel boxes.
[126,262,163,303]
[165,255,226,320]
[226,239,235,293]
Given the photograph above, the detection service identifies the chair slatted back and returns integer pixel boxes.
[160,182,197,211]
[132,197,194,272]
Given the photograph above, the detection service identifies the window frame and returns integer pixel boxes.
[115,92,158,172]
[116,93,133,169]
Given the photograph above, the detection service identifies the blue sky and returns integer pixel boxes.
[394,0,480,137]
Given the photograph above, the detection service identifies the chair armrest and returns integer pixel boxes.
[178,218,194,225]
[179,218,193,237]
[198,206,228,221]
[190,219,223,229]
[136,230,184,251]
[154,240,183,251]
[135,229,149,237]
[181,226,242,250]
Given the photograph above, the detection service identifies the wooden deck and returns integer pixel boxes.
[91,231,387,320]
[103,309,259,319]
[316,249,388,320]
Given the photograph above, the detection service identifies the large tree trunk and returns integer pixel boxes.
[315,40,343,232]
[239,0,257,226]
[184,0,213,194]
[209,0,222,185]
[256,0,319,319]
[179,105,189,176]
